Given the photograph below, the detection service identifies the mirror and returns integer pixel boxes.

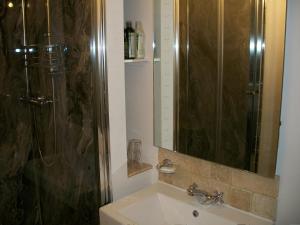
[154,0,287,178]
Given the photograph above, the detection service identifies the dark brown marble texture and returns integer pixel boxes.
[178,0,219,161]
[0,1,100,225]
[221,0,252,169]
[178,0,258,171]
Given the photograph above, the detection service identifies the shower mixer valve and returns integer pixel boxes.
[19,96,54,106]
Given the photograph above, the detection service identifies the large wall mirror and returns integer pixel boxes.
[154,0,287,178]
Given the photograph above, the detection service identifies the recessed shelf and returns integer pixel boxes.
[125,58,151,64]
[127,161,153,177]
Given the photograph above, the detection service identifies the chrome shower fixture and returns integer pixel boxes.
[11,43,67,75]
[19,96,54,106]
[38,43,66,74]
[12,46,38,54]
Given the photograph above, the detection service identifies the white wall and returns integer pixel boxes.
[124,0,158,183]
[276,0,300,224]
[106,1,300,220]
[106,0,158,200]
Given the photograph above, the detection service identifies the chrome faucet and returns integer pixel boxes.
[187,183,224,205]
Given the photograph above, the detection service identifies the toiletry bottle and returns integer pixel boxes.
[135,21,145,59]
[124,21,136,59]
[124,27,129,59]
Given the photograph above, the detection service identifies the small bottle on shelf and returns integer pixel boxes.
[124,21,136,59]
[135,21,145,59]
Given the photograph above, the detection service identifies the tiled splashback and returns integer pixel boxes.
[159,148,279,220]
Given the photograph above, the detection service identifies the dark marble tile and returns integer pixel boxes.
[0,1,100,225]
[221,0,252,169]
[178,0,257,171]
[178,0,219,159]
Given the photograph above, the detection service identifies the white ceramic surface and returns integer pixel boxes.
[100,182,273,225]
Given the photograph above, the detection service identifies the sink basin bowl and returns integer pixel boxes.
[100,182,273,225]
[118,193,235,225]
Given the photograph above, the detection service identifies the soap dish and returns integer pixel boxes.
[159,166,176,174]
[157,159,176,174]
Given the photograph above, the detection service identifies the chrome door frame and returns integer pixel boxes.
[91,0,112,205]
[173,0,180,151]
[247,0,265,171]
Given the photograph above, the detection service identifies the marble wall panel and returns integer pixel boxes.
[221,0,252,169]
[0,1,101,225]
[177,0,258,171]
[178,0,219,161]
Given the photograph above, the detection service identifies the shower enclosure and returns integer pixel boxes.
[0,0,111,224]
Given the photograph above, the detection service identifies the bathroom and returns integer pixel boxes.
[0,0,299,224]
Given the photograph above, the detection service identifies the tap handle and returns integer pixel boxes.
[213,191,224,204]
[190,183,198,189]
[187,183,198,196]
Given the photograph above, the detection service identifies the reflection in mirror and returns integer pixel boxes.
[154,0,286,177]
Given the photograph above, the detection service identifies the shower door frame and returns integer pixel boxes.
[91,0,112,205]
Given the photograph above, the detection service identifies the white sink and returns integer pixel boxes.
[100,182,273,225]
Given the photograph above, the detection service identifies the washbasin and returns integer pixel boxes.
[100,182,273,225]
[119,193,235,225]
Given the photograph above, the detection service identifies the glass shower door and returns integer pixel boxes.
[0,0,110,225]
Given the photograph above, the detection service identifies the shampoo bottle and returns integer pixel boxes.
[135,21,145,59]
[124,21,136,59]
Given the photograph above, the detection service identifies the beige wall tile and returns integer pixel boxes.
[159,148,177,162]
[170,172,193,190]
[158,149,278,221]
[160,148,211,178]
[232,170,279,198]
[251,193,277,220]
[160,163,193,189]
[187,157,211,178]
[211,163,232,185]
[159,173,174,185]
[228,188,252,212]
[190,174,211,193]
[209,180,231,203]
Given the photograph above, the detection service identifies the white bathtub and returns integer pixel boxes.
[100,182,273,225]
